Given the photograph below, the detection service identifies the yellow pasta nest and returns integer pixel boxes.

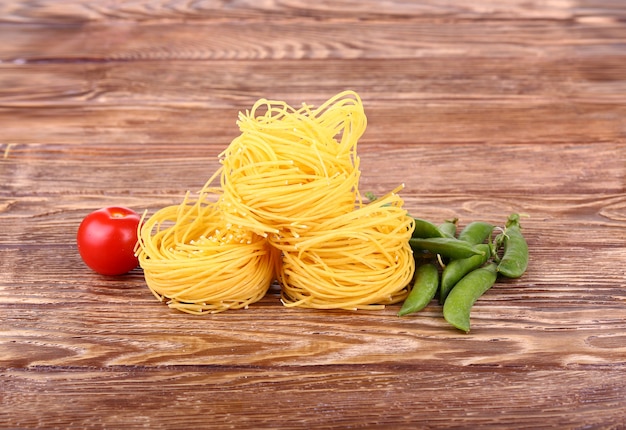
[219,91,366,236]
[271,189,415,310]
[136,190,278,314]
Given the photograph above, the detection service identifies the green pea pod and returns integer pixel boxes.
[439,243,491,304]
[398,263,439,316]
[411,217,448,239]
[496,214,528,278]
[443,263,498,333]
[457,221,494,245]
[409,237,486,260]
[438,218,458,238]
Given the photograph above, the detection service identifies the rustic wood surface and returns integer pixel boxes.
[1,1,625,428]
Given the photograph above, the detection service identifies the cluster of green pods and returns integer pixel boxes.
[399,213,529,333]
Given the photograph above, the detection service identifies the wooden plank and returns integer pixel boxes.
[2,288,625,368]
[2,102,624,149]
[3,55,626,104]
[0,0,600,24]
[2,368,625,428]
[2,18,626,61]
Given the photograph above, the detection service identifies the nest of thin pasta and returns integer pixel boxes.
[271,190,415,310]
[219,92,365,236]
[136,190,278,314]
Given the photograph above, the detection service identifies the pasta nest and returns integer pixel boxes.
[219,91,366,237]
[270,191,415,310]
[136,192,278,314]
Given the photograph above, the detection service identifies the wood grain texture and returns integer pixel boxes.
[1,1,625,428]
[3,368,625,428]
[1,0,616,23]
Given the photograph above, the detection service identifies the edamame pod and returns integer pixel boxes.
[496,214,528,278]
[443,263,498,333]
[457,221,494,245]
[398,263,439,316]
[409,237,485,260]
[411,217,449,239]
[439,243,491,304]
[438,218,458,238]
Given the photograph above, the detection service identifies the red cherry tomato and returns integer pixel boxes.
[77,206,141,275]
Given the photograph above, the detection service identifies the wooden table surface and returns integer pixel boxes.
[2,1,625,428]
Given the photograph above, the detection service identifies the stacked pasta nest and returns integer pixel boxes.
[136,91,415,314]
